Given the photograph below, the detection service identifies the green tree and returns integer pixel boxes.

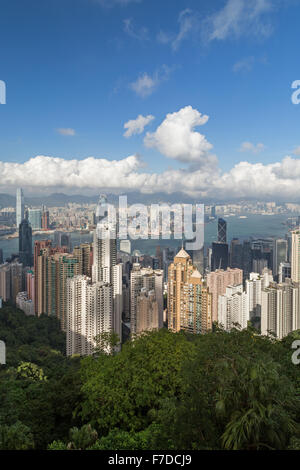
[0,421,34,450]
[79,329,196,433]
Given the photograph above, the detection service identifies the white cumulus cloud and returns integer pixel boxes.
[144,105,216,166]
[239,141,265,153]
[130,65,172,98]
[1,154,300,200]
[123,114,154,138]
[2,106,300,201]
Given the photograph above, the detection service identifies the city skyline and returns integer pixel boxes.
[1,0,300,454]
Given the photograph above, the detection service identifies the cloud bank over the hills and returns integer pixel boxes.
[1,154,300,200]
[1,105,299,200]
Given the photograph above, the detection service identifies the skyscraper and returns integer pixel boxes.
[44,253,80,329]
[218,218,227,243]
[92,222,117,284]
[242,240,252,279]
[28,208,42,230]
[230,238,243,269]
[16,188,24,229]
[136,289,159,334]
[211,242,229,271]
[66,275,113,356]
[41,207,50,230]
[167,249,212,334]
[273,239,287,281]
[73,243,92,277]
[10,261,23,305]
[291,230,300,282]
[54,231,71,252]
[91,216,122,345]
[261,280,300,339]
[130,264,164,334]
[218,284,249,331]
[245,270,273,320]
[207,268,243,323]
[34,239,52,315]
[279,262,291,283]
[19,219,32,267]
[0,264,11,302]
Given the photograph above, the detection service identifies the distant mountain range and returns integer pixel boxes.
[0,191,215,209]
[0,191,297,209]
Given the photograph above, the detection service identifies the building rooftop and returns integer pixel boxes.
[191,269,202,279]
[175,248,190,259]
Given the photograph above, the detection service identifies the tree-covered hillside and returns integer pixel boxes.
[0,303,299,450]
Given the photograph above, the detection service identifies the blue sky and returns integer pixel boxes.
[1,0,300,199]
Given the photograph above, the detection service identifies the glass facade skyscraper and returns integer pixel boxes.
[28,208,42,230]
[218,218,227,243]
[16,188,24,229]
[19,219,32,267]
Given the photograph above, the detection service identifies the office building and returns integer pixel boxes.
[41,207,50,230]
[252,258,268,275]
[211,242,229,271]
[16,188,25,229]
[230,238,243,269]
[28,208,42,230]
[273,239,287,281]
[291,230,300,282]
[218,218,227,243]
[19,219,32,266]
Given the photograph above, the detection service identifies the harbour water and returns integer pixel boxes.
[0,213,293,260]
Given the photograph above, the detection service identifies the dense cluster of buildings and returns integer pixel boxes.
[0,189,299,357]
